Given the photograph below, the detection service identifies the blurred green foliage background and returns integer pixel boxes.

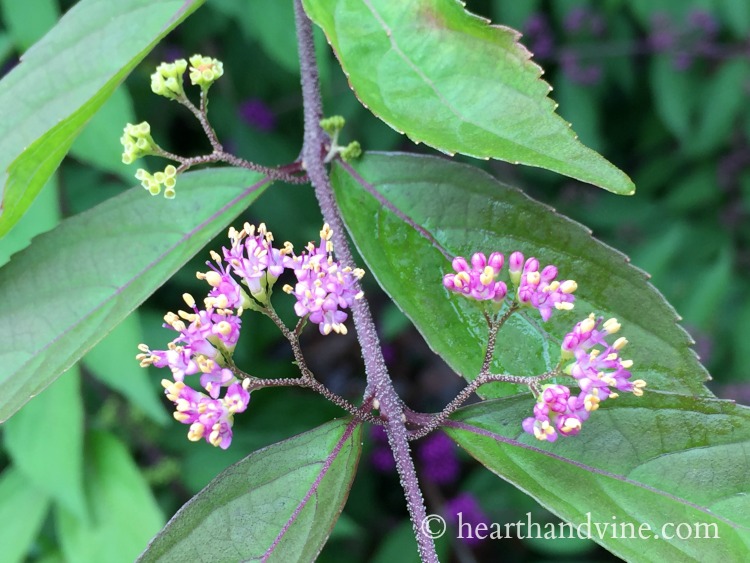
[0,0,748,561]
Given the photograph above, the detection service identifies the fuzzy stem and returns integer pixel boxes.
[294,2,438,561]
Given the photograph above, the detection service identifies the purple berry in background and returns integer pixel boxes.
[417,431,460,485]
[445,492,490,547]
[239,98,276,132]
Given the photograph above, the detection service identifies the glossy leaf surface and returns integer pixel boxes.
[331,153,709,398]
[0,168,268,422]
[139,419,362,562]
[303,0,634,194]
[0,0,204,237]
[446,392,750,560]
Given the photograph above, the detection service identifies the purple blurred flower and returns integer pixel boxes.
[560,51,603,85]
[524,13,555,59]
[564,7,606,37]
[648,13,676,51]
[370,425,396,473]
[688,9,719,36]
[445,493,490,547]
[672,50,693,71]
[417,431,460,485]
[239,98,276,132]
[564,7,588,34]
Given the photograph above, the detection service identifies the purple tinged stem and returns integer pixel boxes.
[293,2,437,561]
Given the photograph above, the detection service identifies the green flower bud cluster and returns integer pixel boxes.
[188,54,224,90]
[120,122,159,164]
[340,141,361,162]
[136,165,178,199]
[320,115,346,136]
[320,116,362,163]
[151,59,188,100]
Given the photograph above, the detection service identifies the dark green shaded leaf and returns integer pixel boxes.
[0,167,268,422]
[0,468,51,563]
[303,0,634,194]
[687,59,750,156]
[650,55,696,140]
[0,0,204,237]
[138,419,362,562]
[331,153,709,398]
[57,431,164,563]
[719,0,750,37]
[446,392,750,560]
[4,366,86,520]
[83,311,170,425]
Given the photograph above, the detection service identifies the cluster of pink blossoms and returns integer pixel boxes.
[136,287,249,449]
[443,251,645,442]
[137,223,364,448]
[282,223,365,336]
[523,314,646,442]
[443,250,577,320]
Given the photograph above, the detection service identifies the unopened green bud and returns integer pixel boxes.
[121,122,158,164]
[134,165,179,198]
[150,59,188,100]
[188,54,223,89]
[340,140,362,162]
[320,115,345,135]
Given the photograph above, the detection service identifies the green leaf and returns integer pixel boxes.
[370,519,450,563]
[57,431,164,563]
[0,173,60,268]
[0,0,205,237]
[138,418,362,562]
[491,0,540,30]
[0,32,13,64]
[0,167,268,422]
[0,468,51,563]
[445,392,750,560]
[0,0,59,51]
[83,311,170,425]
[649,55,696,140]
[4,365,87,520]
[719,0,750,37]
[331,153,710,398]
[686,58,750,156]
[302,0,634,195]
[69,86,137,181]
[214,0,299,74]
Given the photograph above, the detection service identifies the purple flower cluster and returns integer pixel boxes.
[238,98,276,132]
[136,287,249,448]
[444,250,577,322]
[443,252,507,302]
[444,493,490,547]
[524,13,554,59]
[283,224,365,335]
[523,314,646,443]
[138,223,366,447]
[649,9,720,70]
[510,251,577,321]
[416,431,460,485]
[221,222,288,300]
[369,426,396,473]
